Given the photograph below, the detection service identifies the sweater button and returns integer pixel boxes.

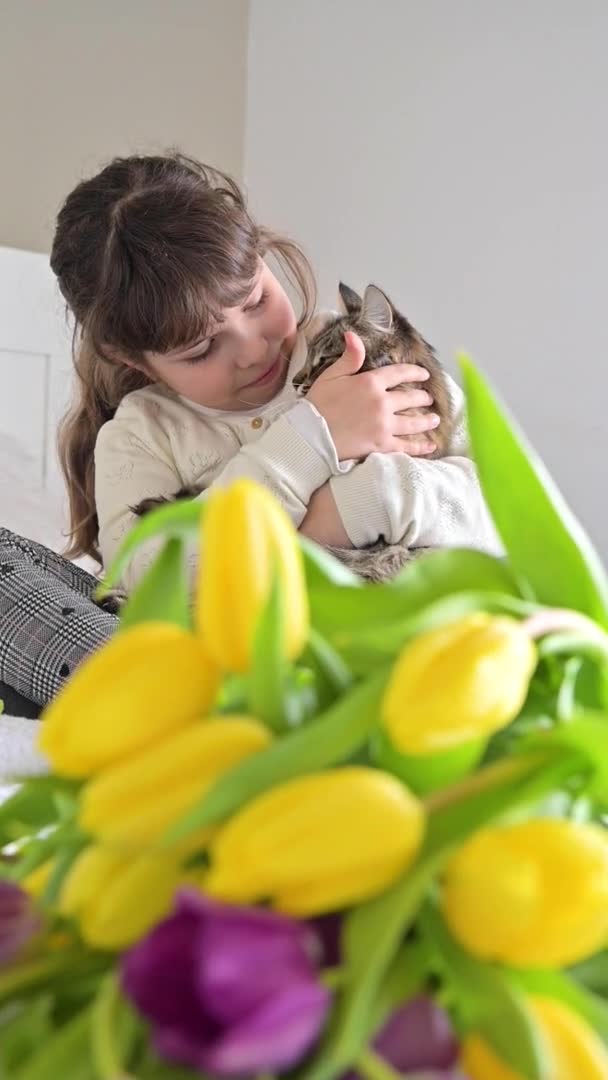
[251,417,264,429]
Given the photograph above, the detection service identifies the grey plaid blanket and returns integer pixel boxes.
[0,529,118,709]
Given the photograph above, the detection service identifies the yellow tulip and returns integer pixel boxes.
[80,715,271,852]
[59,844,182,950]
[38,622,219,776]
[382,613,537,754]
[196,479,309,672]
[205,766,425,915]
[462,996,608,1080]
[442,818,608,967]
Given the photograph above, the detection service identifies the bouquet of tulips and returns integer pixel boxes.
[2,354,608,1080]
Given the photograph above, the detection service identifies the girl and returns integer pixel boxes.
[51,152,497,590]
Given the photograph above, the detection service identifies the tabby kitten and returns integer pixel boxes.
[295,282,452,455]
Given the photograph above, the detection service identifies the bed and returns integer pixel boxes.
[0,245,98,789]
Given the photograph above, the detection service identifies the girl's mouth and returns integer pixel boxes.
[244,356,281,388]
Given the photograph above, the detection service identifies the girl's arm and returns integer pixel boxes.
[95,399,347,590]
[326,378,502,554]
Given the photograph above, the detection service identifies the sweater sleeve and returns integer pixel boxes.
[328,377,502,554]
[95,399,343,590]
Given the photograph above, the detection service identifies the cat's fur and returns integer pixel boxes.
[132,284,449,582]
[295,282,453,457]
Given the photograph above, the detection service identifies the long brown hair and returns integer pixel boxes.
[51,152,316,561]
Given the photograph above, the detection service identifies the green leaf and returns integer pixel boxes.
[164,670,388,845]
[97,498,204,595]
[41,833,89,908]
[313,589,535,675]
[570,950,608,995]
[423,746,586,859]
[309,546,523,642]
[370,726,485,796]
[372,941,429,1024]
[91,973,142,1080]
[459,353,608,627]
[247,568,289,732]
[518,711,608,803]
[0,777,80,848]
[513,967,608,1044]
[300,536,362,588]
[302,628,355,711]
[420,902,547,1080]
[0,996,53,1074]
[118,537,191,631]
[0,952,109,1007]
[14,1005,96,1080]
[303,856,440,1080]
[391,545,526,598]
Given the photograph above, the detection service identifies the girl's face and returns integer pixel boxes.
[142,262,298,411]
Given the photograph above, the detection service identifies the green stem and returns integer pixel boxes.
[91,973,124,1079]
[307,628,354,693]
[0,952,86,1000]
[356,1048,402,1080]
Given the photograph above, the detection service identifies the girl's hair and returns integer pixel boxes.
[51,152,316,561]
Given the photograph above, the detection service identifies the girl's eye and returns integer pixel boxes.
[185,339,216,364]
[251,290,268,311]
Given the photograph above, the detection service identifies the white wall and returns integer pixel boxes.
[0,0,249,252]
[245,0,608,553]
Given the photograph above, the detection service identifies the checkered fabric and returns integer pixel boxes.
[0,529,118,707]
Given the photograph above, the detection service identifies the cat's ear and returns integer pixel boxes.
[362,285,393,331]
[338,282,362,315]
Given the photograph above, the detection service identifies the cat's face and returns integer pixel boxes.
[293,283,414,392]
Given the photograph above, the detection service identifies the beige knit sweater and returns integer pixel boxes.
[95,332,500,589]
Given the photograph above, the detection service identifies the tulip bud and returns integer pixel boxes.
[205,766,425,915]
[80,716,271,852]
[196,480,309,672]
[442,818,608,967]
[59,844,183,950]
[382,613,536,754]
[122,891,331,1077]
[39,622,219,776]
[461,995,608,1079]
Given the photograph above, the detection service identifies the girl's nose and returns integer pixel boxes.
[235,340,268,369]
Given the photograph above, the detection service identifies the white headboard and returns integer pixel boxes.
[0,245,75,547]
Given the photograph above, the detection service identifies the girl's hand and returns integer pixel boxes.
[306,332,439,461]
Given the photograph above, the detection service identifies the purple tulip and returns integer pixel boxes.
[345,996,461,1079]
[0,880,41,968]
[121,890,331,1077]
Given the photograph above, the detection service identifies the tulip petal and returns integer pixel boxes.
[121,890,330,1078]
[61,846,182,949]
[122,905,208,1038]
[382,614,536,754]
[201,980,330,1077]
[196,902,318,1023]
[206,767,425,915]
[374,997,458,1072]
[196,480,308,672]
[442,819,608,968]
[80,717,270,851]
[38,622,218,775]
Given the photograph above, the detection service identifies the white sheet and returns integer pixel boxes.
[0,431,96,572]
[0,714,48,804]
